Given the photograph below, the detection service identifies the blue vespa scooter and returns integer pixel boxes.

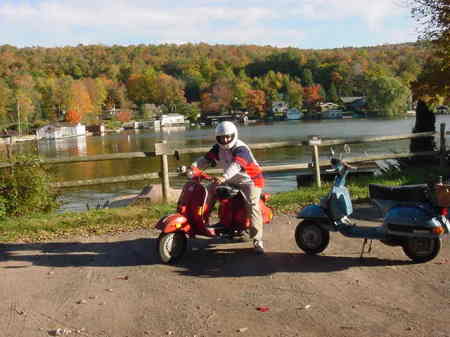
[295,154,449,263]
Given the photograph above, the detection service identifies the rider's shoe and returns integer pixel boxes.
[253,240,265,254]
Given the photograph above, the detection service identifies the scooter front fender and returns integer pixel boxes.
[297,204,330,220]
[155,213,190,233]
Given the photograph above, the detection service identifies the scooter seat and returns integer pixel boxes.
[369,184,431,203]
[216,185,240,200]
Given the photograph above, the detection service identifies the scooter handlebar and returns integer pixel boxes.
[185,166,213,181]
[330,158,356,171]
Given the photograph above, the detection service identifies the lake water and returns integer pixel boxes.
[7,116,449,212]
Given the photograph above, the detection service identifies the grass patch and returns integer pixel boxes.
[0,203,174,242]
[0,165,443,243]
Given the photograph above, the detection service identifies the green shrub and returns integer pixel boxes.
[0,155,59,218]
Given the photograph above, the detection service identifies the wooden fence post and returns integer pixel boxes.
[440,123,446,168]
[155,141,170,203]
[309,136,322,188]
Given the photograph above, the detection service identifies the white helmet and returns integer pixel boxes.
[215,121,238,149]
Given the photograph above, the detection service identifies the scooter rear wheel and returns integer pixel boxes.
[157,232,187,264]
[402,237,441,263]
[295,220,330,255]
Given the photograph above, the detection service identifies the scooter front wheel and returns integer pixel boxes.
[157,232,187,264]
[402,237,441,263]
[295,220,330,255]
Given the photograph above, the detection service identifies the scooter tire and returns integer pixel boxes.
[402,237,441,263]
[157,232,187,264]
[295,220,330,255]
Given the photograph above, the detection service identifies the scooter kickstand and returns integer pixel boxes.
[359,238,373,259]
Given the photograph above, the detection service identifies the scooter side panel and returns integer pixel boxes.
[385,206,434,227]
[156,213,190,233]
[384,206,445,237]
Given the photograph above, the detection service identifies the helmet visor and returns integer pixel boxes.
[216,134,235,145]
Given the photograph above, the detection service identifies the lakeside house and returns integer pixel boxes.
[321,109,343,119]
[286,108,303,120]
[122,113,186,130]
[158,113,185,127]
[341,96,367,112]
[36,123,86,140]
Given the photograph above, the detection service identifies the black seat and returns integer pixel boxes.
[369,184,431,203]
[216,185,240,200]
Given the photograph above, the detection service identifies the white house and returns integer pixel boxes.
[36,123,86,140]
[159,113,185,127]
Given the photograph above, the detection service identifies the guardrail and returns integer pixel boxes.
[1,124,447,202]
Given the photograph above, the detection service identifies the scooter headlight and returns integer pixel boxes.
[186,169,194,179]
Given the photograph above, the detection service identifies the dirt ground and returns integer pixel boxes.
[1,204,449,337]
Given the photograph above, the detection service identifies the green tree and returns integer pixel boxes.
[328,83,339,103]
[286,81,303,109]
[301,68,314,87]
[366,76,411,117]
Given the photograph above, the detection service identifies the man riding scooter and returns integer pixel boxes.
[191,121,266,254]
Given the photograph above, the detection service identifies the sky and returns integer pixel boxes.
[0,0,421,49]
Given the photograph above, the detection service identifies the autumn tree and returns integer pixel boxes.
[409,0,450,44]
[407,1,450,103]
[65,109,82,124]
[67,81,93,123]
[116,109,132,123]
[153,73,186,108]
[232,78,252,111]
[303,85,323,111]
[246,89,266,118]
[0,80,12,125]
[11,74,40,133]
[83,77,107,118]
[200,79,233,114]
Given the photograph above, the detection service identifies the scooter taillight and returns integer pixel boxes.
[440,207,448,216]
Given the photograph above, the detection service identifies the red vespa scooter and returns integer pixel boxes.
[155,167,273,263]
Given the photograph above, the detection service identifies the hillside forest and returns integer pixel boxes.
[0,42,445,133]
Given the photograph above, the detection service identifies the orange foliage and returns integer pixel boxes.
[246,89,266,117]
[116,110,132,122]
[303,85,323,107]
[65,109,82,124]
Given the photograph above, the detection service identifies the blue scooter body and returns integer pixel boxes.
[297,159,450,240]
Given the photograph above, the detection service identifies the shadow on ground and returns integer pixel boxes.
[0,235,410,278]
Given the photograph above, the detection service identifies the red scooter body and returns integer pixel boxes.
[156,168,273,263]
